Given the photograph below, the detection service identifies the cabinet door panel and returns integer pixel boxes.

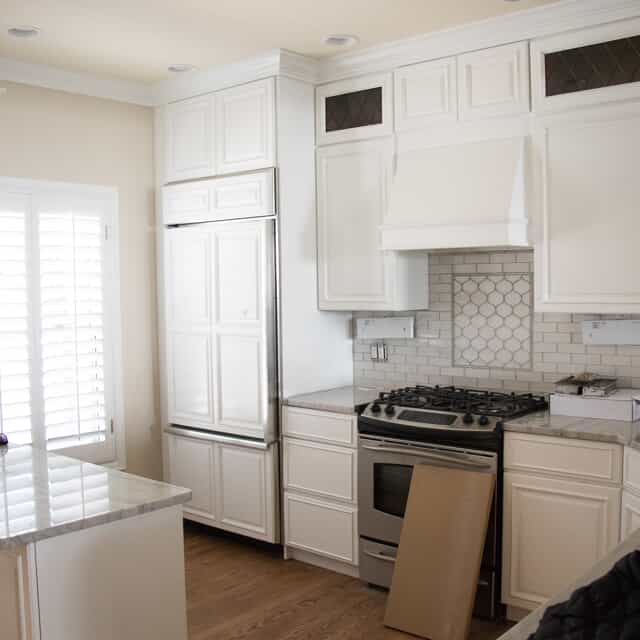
[534,105,640,312]
[167,332,213,425]
[215,78,275,175]
[316,139,393,309]
[395,57,457,131]
[284,492,357,564]
[458,42,529,121]
[217,443,275,540]
[502,472,620,611]
[165,96,214,182]
[167,434,215,518]
[622,490,640,540]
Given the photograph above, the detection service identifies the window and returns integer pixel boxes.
[0,178,121,464]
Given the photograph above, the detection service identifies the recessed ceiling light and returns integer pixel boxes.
[323,34,359,48]
[7,25,41,39]
[168,64,196,73]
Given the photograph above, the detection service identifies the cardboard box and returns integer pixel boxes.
[550,389,640,422]
[384,464,495,640]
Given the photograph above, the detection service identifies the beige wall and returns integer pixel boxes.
[0,82,161,479]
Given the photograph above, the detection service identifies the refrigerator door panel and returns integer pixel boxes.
[164,218,277,442]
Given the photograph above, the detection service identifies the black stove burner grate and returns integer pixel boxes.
[377,385,548,419]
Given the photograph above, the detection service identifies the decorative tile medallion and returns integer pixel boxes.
[453,274,532,369]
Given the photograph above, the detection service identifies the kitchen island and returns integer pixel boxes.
[0,445,192,640]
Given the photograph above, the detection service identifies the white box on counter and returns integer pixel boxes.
[550,389,640,422]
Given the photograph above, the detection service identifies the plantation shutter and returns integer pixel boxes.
[0,183,117,463]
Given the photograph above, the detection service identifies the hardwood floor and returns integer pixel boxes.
[184,522,513,640]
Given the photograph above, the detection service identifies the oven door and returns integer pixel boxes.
[358,435,496,545]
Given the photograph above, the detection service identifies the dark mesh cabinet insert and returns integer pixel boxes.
[545,35,640,97]
[325,87,383,132]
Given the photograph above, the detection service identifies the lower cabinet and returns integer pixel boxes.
[166,431,278,543]
[502,433,622,614]
[281,406,358,572]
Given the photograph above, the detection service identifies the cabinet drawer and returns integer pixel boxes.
[283,438,356,502]
[282,406,356,447]
[504,432,622,484]
[284,492,357,564]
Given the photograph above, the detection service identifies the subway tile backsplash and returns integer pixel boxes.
[353,250,640,393]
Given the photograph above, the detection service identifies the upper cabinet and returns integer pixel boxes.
[316,74,393,145]
[394,57,457,131]
[533,102,640,313]
[316,138,428,311]
[457,42,530,121]
[214,79,276,175]
[165,95,215,183]
[163,78,276,184]
[531,18,640,114]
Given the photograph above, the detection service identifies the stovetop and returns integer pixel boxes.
[358,385,548,446]
[376,385,547,419]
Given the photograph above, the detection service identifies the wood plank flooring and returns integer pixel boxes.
[184,522,513,640]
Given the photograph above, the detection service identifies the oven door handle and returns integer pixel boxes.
[363,550,397,564]
[361,444,493,470]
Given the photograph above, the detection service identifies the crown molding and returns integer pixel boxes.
[152,49,320,104]
[319,0,640,82]
[0,56,155,106]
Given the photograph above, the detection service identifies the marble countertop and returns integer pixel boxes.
[504,410,640,446]
[284,385,379,415]
[499,527,640,640]
[0,445,191,550]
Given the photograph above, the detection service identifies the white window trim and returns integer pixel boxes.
[0,176,126,469]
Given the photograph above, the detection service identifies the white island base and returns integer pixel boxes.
[2,505,188,640]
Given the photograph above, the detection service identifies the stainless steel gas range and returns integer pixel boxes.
[357,385,548,619]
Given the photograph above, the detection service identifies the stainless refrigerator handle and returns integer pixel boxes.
[363,550,396,564]
[361,444,493,469]
[164,426,269,450]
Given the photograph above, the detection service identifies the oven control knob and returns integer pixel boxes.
[463,412,474,425]
[478,415,490,426]
[371,402,381,414]
[384,404,395,416]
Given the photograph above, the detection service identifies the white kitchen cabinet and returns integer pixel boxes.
[165,95,214,183]
[216,441,276,540]
[165,430,278,543]
[458,42,530,121]
[316,73,393,145]
[214,78,276,175]
[163,170,276,226]
[533,103,640,313]
[531,18,640,114]
[284,492,357,564]
[167,433,215,519]
[282,406,359,573]
[316,138,429,311]
[394,57,457,131]
[502,432,622,615]
[503,471,620,611]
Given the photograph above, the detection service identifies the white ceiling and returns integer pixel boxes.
[0,0,561,84]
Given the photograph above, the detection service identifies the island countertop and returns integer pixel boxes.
[0,445,191,549]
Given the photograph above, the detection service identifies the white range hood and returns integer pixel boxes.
[381,133,530,251]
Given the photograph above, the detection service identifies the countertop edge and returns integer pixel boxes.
[0,489,192,551]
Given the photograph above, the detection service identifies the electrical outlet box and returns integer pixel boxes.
[356,317,414,340]
[582,320,640,345]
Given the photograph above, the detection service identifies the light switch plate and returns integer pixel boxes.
[582,320,640,345]
[356,317,415,340]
